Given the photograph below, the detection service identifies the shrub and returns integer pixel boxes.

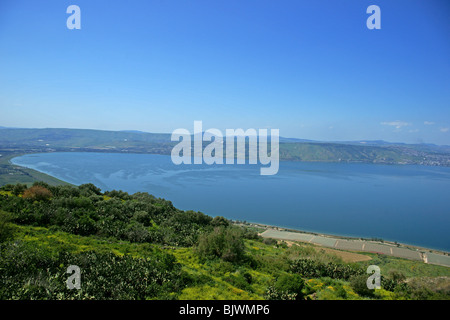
[224,270,253,292]
[349,274,376,298]
[0,184,15,192]
[195,227,245,263]
[211,216,229,227]
[290,258,363,280]
[124,222,151,243]
[265,274,306,300]
[0,211,15,243]
[23,186,52,201]
[78,183,102,197]
[262,238,277,246]
[12,184,27,196]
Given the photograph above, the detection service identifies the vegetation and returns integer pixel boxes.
[290,258,364,280]
[265,274,306,300]
[0,182,449,300]
[0,241,184,300]
[195,227,246,263]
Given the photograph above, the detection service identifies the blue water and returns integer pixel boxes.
[12,152,450,252]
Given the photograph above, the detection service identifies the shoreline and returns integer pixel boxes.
[235,220,450,267]
[7,152,450,261]
[0,152,73,187]
[5,148,450,168]
[9,155,77,187]
[239,220,450,256]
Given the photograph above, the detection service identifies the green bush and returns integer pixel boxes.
[349,274,375,298]
[290,258,363,280]
[0,211,15,243]
[265,274,306,300]
[211,216,229,227]
[12,183,27,196]
[195,227,245,263]
[262,238,277,246]
[224,270,253,292]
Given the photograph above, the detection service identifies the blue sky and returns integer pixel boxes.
[0,0,449,144]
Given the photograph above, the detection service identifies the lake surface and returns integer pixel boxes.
[12,152,450,252]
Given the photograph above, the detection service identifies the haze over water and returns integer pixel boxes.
[12,152,450,252]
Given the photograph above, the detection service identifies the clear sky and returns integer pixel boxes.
[0,0,449,144]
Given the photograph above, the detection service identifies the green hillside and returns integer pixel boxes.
[1,182,448,300]
[0,128,174,154]
[280,142,416,163]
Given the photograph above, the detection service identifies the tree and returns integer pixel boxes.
[79,183,102,196]
[211,216,230,227]
[12,184,27,196]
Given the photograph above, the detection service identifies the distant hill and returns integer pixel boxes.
[1,127,449,166]
[0,128,173,153]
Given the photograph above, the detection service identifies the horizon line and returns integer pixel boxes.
[1,125,449,147]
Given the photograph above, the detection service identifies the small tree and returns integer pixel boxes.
[211,216,230,227]
[78,183,102,196]
[195,227,245,263]
[12,183,27,196]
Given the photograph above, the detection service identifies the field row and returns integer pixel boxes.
[260,229,450,267]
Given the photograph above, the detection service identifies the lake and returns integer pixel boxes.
[12,152,450,252]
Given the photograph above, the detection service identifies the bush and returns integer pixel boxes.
[0,211,15,243]
[124,222,151,243]
[211,216,229,227]
[0,184,15,192]
[290,258,363,280]
[12,184,27,196]
[23,186,52,201]
[224,270,253,292]
[78,183,102,197]
[349,274,376,298]
[195,227,245,263]
[262,238,277,246]
[265,274,306,300]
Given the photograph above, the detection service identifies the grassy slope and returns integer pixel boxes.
[279,142,416,163]
[7,222,449,300]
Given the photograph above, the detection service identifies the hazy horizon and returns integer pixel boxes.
[2,124,450,147]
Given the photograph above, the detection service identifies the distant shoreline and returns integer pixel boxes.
[0,152,73,187]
